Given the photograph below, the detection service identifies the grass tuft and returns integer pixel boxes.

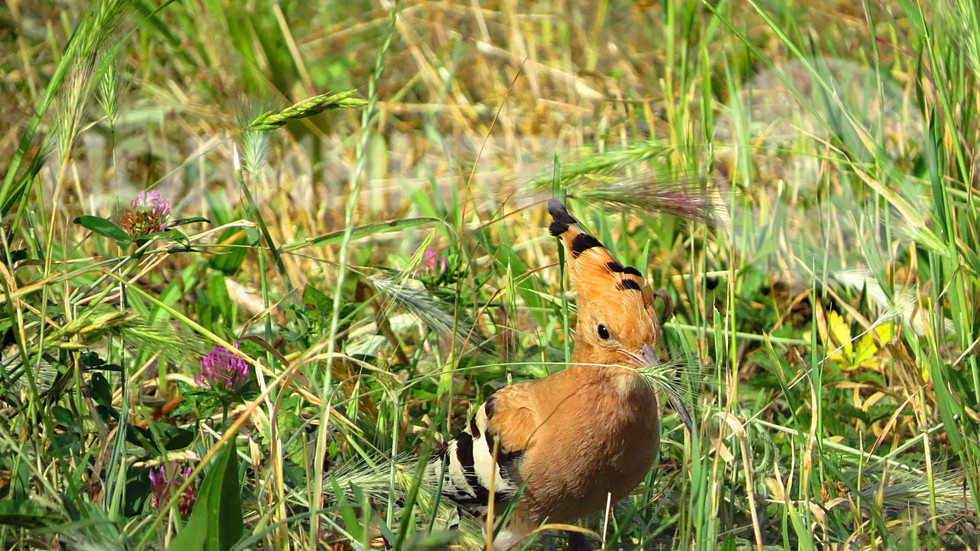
[1,1,978,550]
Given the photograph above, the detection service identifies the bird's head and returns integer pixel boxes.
[547,199,670,368]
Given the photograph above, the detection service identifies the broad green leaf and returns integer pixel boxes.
[166,442,243,551]
[0,499,54,528]
[302,284,332,316]
[126,422,194,454]
[73,215,132,242]
[89,372,113,408]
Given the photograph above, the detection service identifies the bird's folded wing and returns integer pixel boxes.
[440,384,538,510]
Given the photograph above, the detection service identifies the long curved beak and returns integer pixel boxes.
[640,343,659,365]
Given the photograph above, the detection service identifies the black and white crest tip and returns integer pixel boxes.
[548,199,579,236]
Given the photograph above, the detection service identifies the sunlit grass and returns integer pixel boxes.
[1,1,977,550]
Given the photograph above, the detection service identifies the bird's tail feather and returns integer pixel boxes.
[325,452,485,549]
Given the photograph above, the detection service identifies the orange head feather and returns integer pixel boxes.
[548,199,666,368]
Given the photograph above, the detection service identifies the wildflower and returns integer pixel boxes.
[421,248,447,273]
[148,463,196,515]
[196,342,249,392]
[120,190,171,236]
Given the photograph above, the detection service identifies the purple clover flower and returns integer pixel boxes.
[148,463,196,515]
[120,190,171,236]
[196,342,249,392]
[421,248,447,273]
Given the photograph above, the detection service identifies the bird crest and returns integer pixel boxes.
[548,199,668,365]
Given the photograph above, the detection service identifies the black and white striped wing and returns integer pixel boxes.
[438,392,528,515]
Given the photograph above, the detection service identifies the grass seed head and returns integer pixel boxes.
[247,90,368,132]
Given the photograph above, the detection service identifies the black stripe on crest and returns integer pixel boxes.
[549,220,569,236]
[623,266,642,277]
[607,261,624,272]
[548,200,577,236]
[570,233,602,258]
[618,279,642,291]
[548,199,578,225]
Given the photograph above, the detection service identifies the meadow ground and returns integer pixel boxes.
[1,1,978,549]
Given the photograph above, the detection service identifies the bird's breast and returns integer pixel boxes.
[518,367,661,524]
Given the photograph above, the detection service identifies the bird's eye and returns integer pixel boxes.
[597,324,611,340]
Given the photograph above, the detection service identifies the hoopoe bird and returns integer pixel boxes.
[437,199,685,550]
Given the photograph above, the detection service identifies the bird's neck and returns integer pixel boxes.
[567,343,653,401]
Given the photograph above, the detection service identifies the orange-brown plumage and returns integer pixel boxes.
[489,366,660,535]
[438,200,671,550]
